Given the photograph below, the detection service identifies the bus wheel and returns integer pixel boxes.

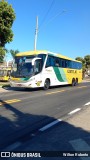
[75,78,78,86]
[72,78,75,86]
[44,79,50,90]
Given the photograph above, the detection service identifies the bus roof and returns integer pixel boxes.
[16,50,47,56]
[16,50,81,63]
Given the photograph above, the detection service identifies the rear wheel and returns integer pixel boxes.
[72,78,75,86]
[43,79,50,90]
[75,78,78,86]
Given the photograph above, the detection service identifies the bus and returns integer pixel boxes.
[0,67,11,81]
[10,50,82,90]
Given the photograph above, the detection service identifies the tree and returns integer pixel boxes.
[75,57,85,64]
[84,55,90,68]
[10,49,19,58]
[75,56,86,78]
[0,0,16,47]
[75,55,90,78]
[0,46,5,62]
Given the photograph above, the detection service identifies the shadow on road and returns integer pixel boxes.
[2,84,73,93]
[0,99,90,155]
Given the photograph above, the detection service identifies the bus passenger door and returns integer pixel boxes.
[34,59,43,87]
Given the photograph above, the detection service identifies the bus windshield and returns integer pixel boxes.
[12,60,34,78]
[11,54,46,78]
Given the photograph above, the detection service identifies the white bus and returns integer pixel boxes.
[10,50,82,90]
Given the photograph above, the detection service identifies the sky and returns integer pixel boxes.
[5,0,90,61]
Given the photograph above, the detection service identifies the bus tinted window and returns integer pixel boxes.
[37,54,46,65]
[55,58,60,67]
[68,60,72,68]
[71,61,82,69]
[65,60,68,68]
[45,54,82,69]
[46,56,55,67]
[77,62,82,69]
[59,59,62,67]
[61,59,65,68]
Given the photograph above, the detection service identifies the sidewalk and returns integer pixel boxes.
[66,105,90,131]
[0,82,9,88]
[0,82,10,93]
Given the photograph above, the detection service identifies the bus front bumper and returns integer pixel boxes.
[10,80,43,88]
[10,81,34,88]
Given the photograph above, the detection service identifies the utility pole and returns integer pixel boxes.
[34,16,38,51]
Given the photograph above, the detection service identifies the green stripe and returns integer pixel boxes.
[53,67,64,82]
[21,77,30,81]
[59,68,67,82]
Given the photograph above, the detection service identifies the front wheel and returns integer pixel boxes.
[43,79,50,90]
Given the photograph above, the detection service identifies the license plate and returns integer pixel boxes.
[17,84,22,87]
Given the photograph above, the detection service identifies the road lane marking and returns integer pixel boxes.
[46,90,65,95]
[39,119,62,131]
[76,86,87,89]
[0,99,21,106]
[68,108,81,115]
[3,99,20,103]
[46,85,87,95]
[69,138,90,160]
[84,102,90,106]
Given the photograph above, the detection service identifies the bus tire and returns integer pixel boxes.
[75,78,78,86]
[43,79,50,90]
[72,78,75,86]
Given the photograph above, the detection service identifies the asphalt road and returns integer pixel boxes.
[0,81,90,151]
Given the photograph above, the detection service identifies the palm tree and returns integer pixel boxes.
[10,49,19,58]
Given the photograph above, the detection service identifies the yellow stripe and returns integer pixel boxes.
[0,99,21,106]
[46,90,65,95]
[46,85,87,95]
[5,99,21,103]
[76,86,87,89]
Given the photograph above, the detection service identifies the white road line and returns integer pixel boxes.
[39,119,62,132]
[69,138,90,160]
[84,102,90,106]
[3,142,22,151]
[68,108,81,115]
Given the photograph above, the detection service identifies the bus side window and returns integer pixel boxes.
[55,58,59,67]
[61,60,65,68]
[37,54,46,65]
[45,57,51,68]
[59,58,62,67]
[45,56,55,68]
[65,60,68,68]
[68,60,72,68]
[35,59,43,74]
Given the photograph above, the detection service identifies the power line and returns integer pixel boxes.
[45,10,67,26]
[39,10,67,32]
[39,0,55,30]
